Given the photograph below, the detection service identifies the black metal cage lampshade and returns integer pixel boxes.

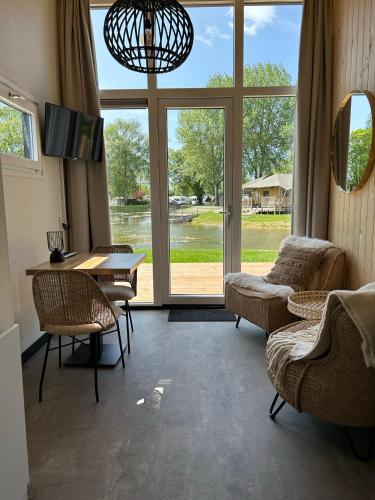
[103,0,194,74]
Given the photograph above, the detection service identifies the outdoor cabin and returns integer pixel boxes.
[242,173,293,213]
[1,2,375,500]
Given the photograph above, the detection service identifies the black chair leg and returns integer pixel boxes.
[94,333,99,403]
[346,427,374,461]
[72,335,76,354]
[127,302,134,332]
[125,303,131,354]
[39,334,52,402]
[116,320,125,368]
[269,392,286,420]
[58,336,62,367]
[236,316,241,328]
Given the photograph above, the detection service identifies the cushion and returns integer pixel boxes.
[267,244,325,291]
[100,282,136,301]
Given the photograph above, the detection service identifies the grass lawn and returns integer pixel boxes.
[192,211,291,228]
[110,204,150,214]
[128,248,277,263]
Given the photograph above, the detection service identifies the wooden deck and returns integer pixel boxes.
[133,262,274,303]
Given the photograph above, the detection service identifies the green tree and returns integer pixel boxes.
[104,119,149,200]
[171,64,296,202]
[347,127,372,190]
[175,108,224,205]
[208,64,296,180]
[169,148,205,202]
[0,104,25,157]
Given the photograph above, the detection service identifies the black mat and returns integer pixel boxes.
[168,308,236,322]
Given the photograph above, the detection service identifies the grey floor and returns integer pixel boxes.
[23,311,375,500]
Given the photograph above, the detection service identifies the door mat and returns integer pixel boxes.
[168,308,236,322]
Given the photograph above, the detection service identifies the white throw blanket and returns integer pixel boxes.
[267,283,375,390]
[224,273,293,298]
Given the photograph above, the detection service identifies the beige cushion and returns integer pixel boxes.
[267,244,324,291]
[44,305,122,335]
[100,282,136,301]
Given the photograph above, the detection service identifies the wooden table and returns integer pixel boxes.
[26,252,146,368]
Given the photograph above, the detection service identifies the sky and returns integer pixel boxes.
[92,6,369,142]
[91,5,302,91]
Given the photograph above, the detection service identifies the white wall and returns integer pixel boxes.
[0,0,65,351]
[0,160,29,500]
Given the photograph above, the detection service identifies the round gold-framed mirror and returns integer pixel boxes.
[331,90,375,193]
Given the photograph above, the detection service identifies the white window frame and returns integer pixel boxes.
[90,0,302,305]
[0,78,43,175]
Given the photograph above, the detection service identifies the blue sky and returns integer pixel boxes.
[93,6,370,142]
[91,4,302,90]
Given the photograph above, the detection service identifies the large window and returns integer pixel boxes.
[91,1,302,305]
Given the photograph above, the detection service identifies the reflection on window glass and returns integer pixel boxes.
[0,100,34,159]
[157,6,234,89]
[102,108,153,303]
[241,96,295,273]
[91,9,147,90]
[243,4,302,86]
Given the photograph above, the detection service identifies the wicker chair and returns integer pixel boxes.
[93,245,137,353]
[266,305,375,459]
[32,270,125,403]
[225,245,345,335]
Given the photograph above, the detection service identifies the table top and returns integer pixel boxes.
[25,252,146,276]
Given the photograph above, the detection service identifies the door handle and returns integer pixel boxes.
[219,205,232,223]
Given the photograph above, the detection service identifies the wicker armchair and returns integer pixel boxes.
[266,305,375,459]
[32,270,125,403]
[93,244,137,353]
[225,245,345,335]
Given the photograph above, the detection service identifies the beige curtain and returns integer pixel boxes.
[57,0,111,251]
[292,0,333,239]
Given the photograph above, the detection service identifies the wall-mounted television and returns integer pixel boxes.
[44,103,104,162]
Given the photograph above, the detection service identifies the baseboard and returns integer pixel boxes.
[21,333,48,365]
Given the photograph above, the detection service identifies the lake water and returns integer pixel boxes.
[111,214,289,251]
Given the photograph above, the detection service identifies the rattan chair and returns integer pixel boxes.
[32,270,125,403]
[92,245,137,353]
[266,305,375,460]
[225,245,345,335]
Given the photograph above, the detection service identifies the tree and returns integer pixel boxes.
[208,64,296,181]
[104,119,149,200]
[170,64,296,202]
[175,108,224,205]
[347,127,372,190]
[168,148,205,202]
[0,104,25,157]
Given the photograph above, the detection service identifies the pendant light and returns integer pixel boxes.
[103,0,194,74]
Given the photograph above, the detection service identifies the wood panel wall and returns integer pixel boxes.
[329,0,375,289]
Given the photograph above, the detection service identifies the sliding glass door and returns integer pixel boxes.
[157,98,234,304]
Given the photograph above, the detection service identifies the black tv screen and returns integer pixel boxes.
[44,103,104,162]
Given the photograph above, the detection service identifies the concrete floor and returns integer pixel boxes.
[23,311,375,500]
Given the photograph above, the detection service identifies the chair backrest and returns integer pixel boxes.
[32,270,116,331]
[92,244,137,294]
[309,247,346,291]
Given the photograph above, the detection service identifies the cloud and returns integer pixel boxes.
[244,6,276,36]
[196,24,231,47]
[226,6,276,37]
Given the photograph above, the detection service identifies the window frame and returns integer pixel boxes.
[90,0,302,305]
[0,79,43,174]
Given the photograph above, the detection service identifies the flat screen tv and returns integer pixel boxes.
[44,103,104,162]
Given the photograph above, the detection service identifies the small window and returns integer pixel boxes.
[263,191,269,197]
[157,6,234,89]
[0,99,35,160]
[243,4,302,87]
